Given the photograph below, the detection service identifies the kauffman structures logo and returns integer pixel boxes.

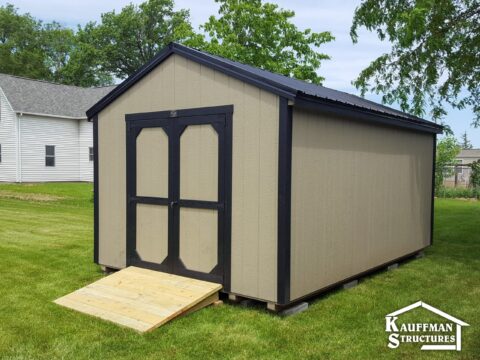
[385,301,469,351]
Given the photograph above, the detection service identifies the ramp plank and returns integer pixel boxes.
[54,266,222,332]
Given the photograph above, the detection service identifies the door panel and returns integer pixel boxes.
[136,128,169,198]
[136,203,168,264]
[126,106,233,288]
[180,124,218,201]
[179,208,218,273]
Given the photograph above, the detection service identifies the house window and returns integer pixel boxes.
[45,145,55,167]
[89,147,94,162]
[455,160,463,175]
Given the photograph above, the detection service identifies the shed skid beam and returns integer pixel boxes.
[343,279,359,290]
[280,302,309,316]
[228,294,243,303]
[267,302,280,312]
[387,263,399,271]
[415,251,425,259]
[100,266,117,274]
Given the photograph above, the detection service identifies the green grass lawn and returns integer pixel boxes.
[0,183,478,359]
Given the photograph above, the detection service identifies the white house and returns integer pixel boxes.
[0,74,115,182]
[443,149,480,188]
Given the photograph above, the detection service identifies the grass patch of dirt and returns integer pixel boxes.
[0,190,65,202]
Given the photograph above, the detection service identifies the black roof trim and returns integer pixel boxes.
[172,45,297,99]
[295,94,443,134]
[87,42,443,135]
[86,43,296,118]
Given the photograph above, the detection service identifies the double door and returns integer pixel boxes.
[126,106,232,284]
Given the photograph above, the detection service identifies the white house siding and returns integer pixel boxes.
[443,150,480,188]
[0,87,18,182]
[19,114,80,182]
[79,119,93,181]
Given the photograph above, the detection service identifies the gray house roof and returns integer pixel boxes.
[0,73,116,119]
[458,149,480,159]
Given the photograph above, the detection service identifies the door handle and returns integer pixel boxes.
[170,201,178,208]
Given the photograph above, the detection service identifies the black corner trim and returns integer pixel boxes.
[295,95,443,135]
[92,114,99,263]
[430,134,437,246]
[223,110,233,293]
[277,97,293,305]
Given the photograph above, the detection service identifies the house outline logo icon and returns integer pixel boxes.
[385,301,469,351]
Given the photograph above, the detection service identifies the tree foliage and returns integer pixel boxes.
[0,4,112,86]
[200,0,334,84]
[459,131,473,149]
[80,0,203,79]
[470,160,480,188]
[435,136,461,191]
[351,0,480,126]
[1,0,334,86]
[0,4,47,79]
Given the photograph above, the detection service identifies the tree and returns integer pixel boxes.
[470,160,480,189]
[351,0,480,126]
[0,4,112,86]
[435,136,461,191]
[200,0,334,84]
[459,131,473,149]
[52,24,114,87]
[81,0,202,79]
[0,4,48,79]
[39,22,113,87]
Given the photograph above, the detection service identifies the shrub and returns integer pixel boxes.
[436,186,480,199]
[470,160,480,188]
[435,137,461,192]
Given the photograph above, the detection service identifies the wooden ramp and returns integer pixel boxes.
[54,266,222,332]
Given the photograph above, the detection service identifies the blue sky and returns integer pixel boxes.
[4,0,479,146]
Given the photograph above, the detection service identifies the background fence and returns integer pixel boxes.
[442,164,474,188]
[437,162,479,199]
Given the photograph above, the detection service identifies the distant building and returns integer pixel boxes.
[0,74,115,182]
[443,149,480,188]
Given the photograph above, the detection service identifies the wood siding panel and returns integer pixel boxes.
[179,208,218,273]
[136,128,169,198]
[97,54,279,301]
[0,87,18,182]
[136,204,168,264]
[180,124,218,201]
[290,108,433,300]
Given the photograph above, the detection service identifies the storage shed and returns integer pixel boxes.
[87,43,443,307]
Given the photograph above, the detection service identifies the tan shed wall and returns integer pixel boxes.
[290,108,433,301]
[97,54,279,302]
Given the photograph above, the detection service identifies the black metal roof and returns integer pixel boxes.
[87,43,442,134]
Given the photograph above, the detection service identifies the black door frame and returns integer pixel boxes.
[125,105,233,289]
